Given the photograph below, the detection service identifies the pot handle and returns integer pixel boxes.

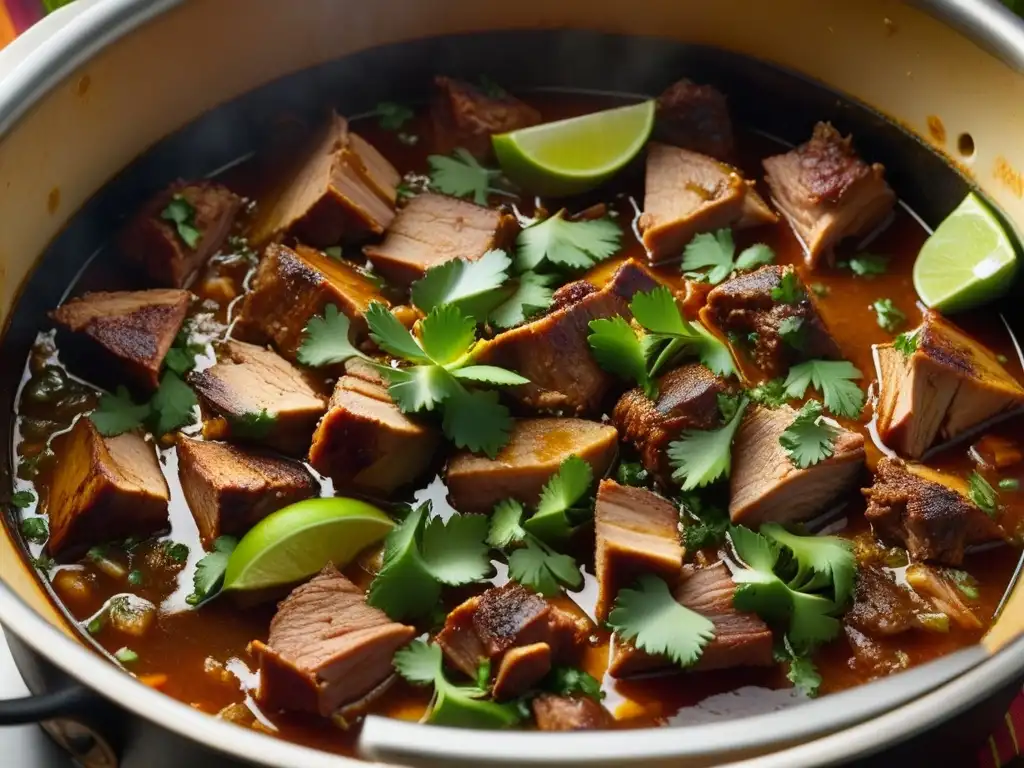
[0,683,94,725]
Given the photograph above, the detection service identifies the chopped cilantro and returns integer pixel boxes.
[374,101,414,131]
[90,386,150,436]
[127,569,144,587]
[893,329,919,357]
[942,568,980,600]
[783,359,865,419]
[488,271,555,329]
[777,315,806,351]
[19,516,48,543]
[607,574,716,668]
[668,396,749,491]
[164,329,206,377]
[544,666,604,702]
[770,269,804,304]
[999,478,1019,491]
[31,554,55,573]
[967,471,998,517]
[427,149,508,205]
[516,210,622,272]
[781,639,822,697]
[160,195,202,249]
[410,249,513,322]
[114,647,139,664]
[186,536,238,606]
[227,409,276,440]
[680,229,775,285]
[679,493,729,551]
[616,461,650,487]
[841,253,888,276]
[747,378,789,409]
[872,298,906,333]
[163,541,190,563]
[11,490,35,509]
[393,640,522,728]
[150,372,198,435]
[779,401,841,469]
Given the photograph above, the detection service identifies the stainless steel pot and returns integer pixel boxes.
[1,1,1023,766]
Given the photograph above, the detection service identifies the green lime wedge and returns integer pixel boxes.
[222,497,394,592]
[913,192,1019,313]
[492,100,655,197]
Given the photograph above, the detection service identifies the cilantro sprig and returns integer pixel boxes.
[679,493,730,551]
[872,298,906,333]
[839,253,887,277]
[373,101,414,131]
[779,401,842,469]
[89,373,198,438]
[161,195,202,249]
[681,229,775,285]
[771,269,805,304]
[186,535,238,606]
[515,211,622,272]
[893,328,920,357]
[428,149,511,205]
[783,360,865,419]
[668,395,749,491]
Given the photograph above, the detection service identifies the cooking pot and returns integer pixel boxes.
[1,0,1023,765]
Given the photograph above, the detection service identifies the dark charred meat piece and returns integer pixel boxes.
[119,180,242,288]
[729,404,865,527]
[763,122,895,267]
[655,79,735,160]
[875,311,1024,459]
[703,265,841,378]
[176,437,317,546]
[445,417,618,514]
[190,340,326,456]
[50,289,190,393]
[550,280,599,311]
[492,642,552,701]
[250,566,415,716]
[307,359,439,495]
[613,363,727,484]
[235,243,388,361]
[594,480,684,621]
[431,76,542,158]
[863,458,1004,566]
[46,418,169,558]
[363,193,516,286]
[639,143,776,263]
[251,112,399,247]
[532,694,615,731]
[473,260,661,414]
[845,564,926,637]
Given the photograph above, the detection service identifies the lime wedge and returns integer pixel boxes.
[492,100,655,197]
[913,192,1019,313]
[222,497,394,592]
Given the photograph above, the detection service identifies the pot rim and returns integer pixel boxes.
[1,0,1023,766]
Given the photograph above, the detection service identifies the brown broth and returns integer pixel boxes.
[8,91,1023,757]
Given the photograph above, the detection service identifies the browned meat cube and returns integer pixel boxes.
[436,584,588,681]
[608,563,774,677]
[763,123,895,267]
[656,79,735,160]
[729,404,865,527]
[50,289,190,392]
[176,437,318,545]
[189,340,326,456]
[473,260,661,414]
[594,480,684,621]
[119,180,242,288]
[532,694,614,731]
[863,458,1004,566]
[638,143,777,263]
[703,265,841,378]
[251,113,399,247]
[46,418,169,558]
[492,642,552,701]
[874,311,1024,459]
[250,565,415,716]
[431,76,542,158]
[445,417,618,514]
[307,361,439,495]
[845,563,927,638]
[235,243,389,361]
[613,363,728,484]
[363,193,516,286]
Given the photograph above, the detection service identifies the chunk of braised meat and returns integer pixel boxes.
[176,437,317,545]
[845,564,926,637]
[608,562,773,677]
[250,565,415,716]
[446,417,618,514]
[844,625,911,681]
[189,340,326,456]
[251,112,399,247]
[119,180,242,287]
[863,458,1005,566]
[46,418,169,559]
[235,243,388,361]
[594,480,684,621]
[639,143,776,263]
[307,359,440,495]
[50,289,190,392]
[363,192,517,286]
[875,311,1024,460]
[532,694,615,731]
[613,363,728,484]
[473,260,661,415]
[550,280,598,312]
[655,78,735,161]
[763,122,895,267]
[729,404,865,527]
[703,265,840,378]
[431,76,542,158]
[436,584,589,698]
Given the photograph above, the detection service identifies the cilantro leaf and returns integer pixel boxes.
[544,666,604,702]
[297,304,369,368]
[515,211,622,272]
[893,329,920,357]
[150,372,198,435]
[587,317,653,398]
[607,574,716,668]
[488,271,555,329]
[778,400,841,469]
[616,461,650,487]
[441,386,514,458]
[681,230,735,285]
[777,316,806,351]
[90,386,150,436]
[629,284,690,336]
[366,301,432,364]
[734,243,776,271]
[384,365,457,413]
[20,516,48,543]
[770,269,804,304]
[427,149,507,205]
[185,536,238,606]
[420,513,492,586]
[679,493,729,551]
[760,523,856,606]
[374,101,414,131]
[786,650,822,698]
[164,330,206,377]
[487,499,528,548]
[668,396,749,491]
[419,305,476,366]
[227,409,276,440]
[452,366,530,386]
[747,378,789,409]
[161,195,201,249]
[967,471,998,518]
[410,250,513,322]
[783,360,864,419]
[393,639,445,684]
[524,456,593,542]
[873,298,906,333]
[11,490,36,510]
[841,253,887,276]
[507,537,584,597]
